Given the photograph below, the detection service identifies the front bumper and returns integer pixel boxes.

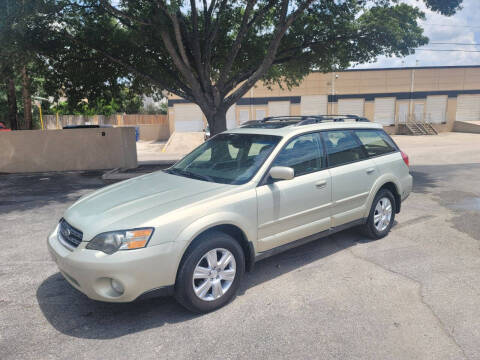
[47,228,181,302]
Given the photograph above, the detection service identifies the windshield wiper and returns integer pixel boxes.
[164,168,213,182]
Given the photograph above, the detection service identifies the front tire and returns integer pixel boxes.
[175,231,245,313]
[362,188,396,239]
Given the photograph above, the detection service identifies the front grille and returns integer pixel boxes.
[58,219,83,249]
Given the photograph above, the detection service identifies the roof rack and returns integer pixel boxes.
[295,114,370,125]
[241,115,370,128]
[261,116,318,122]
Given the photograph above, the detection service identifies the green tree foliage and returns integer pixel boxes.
[0,0,147,126]
[0,65,48,129]
[39,0,461,134]
[0,0,39,129]
[11,0,463,134]
[51,87,143,115]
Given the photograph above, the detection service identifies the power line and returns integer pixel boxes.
[430,42,480,46]
[415,49,480,53]
[423,23,480,29]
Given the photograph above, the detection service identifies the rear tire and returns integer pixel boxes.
[175,230,245,313]
[362,188,396,239]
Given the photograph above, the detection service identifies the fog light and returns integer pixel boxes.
[111,279,124,295]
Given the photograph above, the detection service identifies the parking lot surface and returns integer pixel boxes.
[1,132,479,360]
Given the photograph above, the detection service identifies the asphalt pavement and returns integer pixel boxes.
[1,132,479,360]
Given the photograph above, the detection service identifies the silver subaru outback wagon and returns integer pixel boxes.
[48,115,412,313]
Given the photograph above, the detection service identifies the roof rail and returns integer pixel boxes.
[240,115,370,128]
[261,116,319,122]
[295,114,370,125]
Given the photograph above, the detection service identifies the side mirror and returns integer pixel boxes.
[269,166,294,181]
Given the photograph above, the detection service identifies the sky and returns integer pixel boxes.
[354,0,480,69]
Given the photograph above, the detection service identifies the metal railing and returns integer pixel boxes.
[402,114,438,135]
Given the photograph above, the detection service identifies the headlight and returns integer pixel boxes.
[86,228,154,255]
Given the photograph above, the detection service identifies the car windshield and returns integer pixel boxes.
[165,133,281,184]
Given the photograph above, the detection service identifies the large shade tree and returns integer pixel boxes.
[1,0,61,129]
[0,0,35,129]
[0,0,151,121]
[41,0,462,134]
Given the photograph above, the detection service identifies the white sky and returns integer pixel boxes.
[353,0,480,68]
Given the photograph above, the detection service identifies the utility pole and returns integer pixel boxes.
[409,68,415,123]
[330,72,338,115]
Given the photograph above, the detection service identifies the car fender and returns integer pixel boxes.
[174,211,256,258]
[363,174,402,218]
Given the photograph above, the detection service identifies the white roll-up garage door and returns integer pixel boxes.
[426,96,447,124]
[456,95,480,121]
[338,99,364,116]
[374,98,395,125]
[268,101,290,117]
[301,95,328,115]
[239,109,250,123]
[255,109,266,120]
[173,104,204,132]
[226,104,236,129]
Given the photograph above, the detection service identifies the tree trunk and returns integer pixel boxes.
[206,107,228,136]
[6,77,18,130]
[21,65,32,130]
[206,107,233,162]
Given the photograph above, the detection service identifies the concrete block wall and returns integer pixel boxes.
[136,124,170,141]
[0,128,137,173]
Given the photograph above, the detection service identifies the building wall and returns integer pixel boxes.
[168,65,480,133]
[136,124,170,141]
[0,128,137,173]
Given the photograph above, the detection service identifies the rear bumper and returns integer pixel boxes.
[47,227,180,302]
[401,174,413,201]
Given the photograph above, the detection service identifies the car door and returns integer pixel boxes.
[256,132,332,252]
[322,130,378,227]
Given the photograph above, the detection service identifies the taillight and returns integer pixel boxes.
[401,151,409,167]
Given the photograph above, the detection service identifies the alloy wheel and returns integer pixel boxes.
[192,248,236,301]
[374,197,392,232]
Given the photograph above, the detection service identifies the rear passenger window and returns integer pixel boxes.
[272,133,324,176]
[354,130,396,157]
[322,130,367,167]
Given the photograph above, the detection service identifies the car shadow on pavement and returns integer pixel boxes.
[0,171,107,214]
[36,228,368,340]
[36,274,195,339]
[409,170,438,194]
[409,163,480,194]
[239,228,365,293]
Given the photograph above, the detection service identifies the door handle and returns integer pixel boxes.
[366,168,376,174]
[315,180,327,188]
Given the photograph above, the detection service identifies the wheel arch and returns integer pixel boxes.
[365,175,402,217]
[379,181,401,213]
[192,224,255,272]
[174,216,257,284]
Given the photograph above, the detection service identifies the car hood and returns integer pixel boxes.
[64,171,230,241]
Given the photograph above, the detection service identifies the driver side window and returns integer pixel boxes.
[272,133,324,177]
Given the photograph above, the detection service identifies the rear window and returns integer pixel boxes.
[322,130,367,167]
[354,130,396,157]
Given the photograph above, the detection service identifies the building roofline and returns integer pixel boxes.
[323,65,480,73]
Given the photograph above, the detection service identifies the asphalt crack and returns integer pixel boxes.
[347,247,469,360]
[392,215,436,230]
